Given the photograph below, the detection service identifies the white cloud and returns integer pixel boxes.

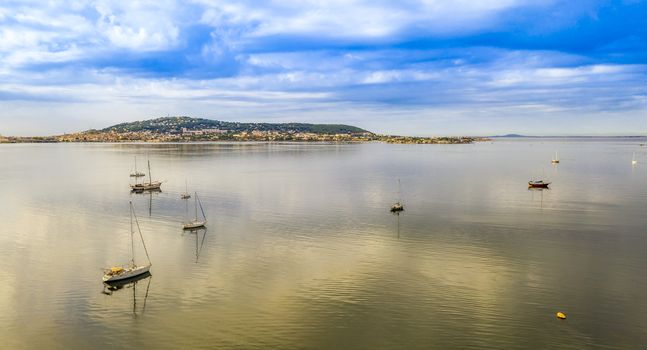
[489,64,645,87]
[194,0,550,38]
[0,0,182,68]
[94,1,181,50]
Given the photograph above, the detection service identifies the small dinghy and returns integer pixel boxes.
[103,202,152,282]
[183,192,207,230]
[528,180,551,189]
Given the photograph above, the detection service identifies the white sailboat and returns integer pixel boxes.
[129,156,146,177]
[181,180,191,199]
[183,192,207,229]
[130,160,162,192]
[632,152,638,165]
[551,151,560,164]
[103,202,152,282]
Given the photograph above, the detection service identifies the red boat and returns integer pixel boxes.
[528,180,550,188]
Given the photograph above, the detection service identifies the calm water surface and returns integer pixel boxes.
[1,139,647,349]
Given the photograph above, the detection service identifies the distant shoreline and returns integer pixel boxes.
[0,116,484,145]
[0,136,486,145]
[4,135,647,145]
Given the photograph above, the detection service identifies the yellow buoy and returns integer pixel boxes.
[556,312,566,320]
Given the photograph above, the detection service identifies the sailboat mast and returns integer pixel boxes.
[194,194,198,221]
[397,179,401,202]
[132,203,152,265]
[133,156,140,184]
[197,192,206,221]
[130,202,135,266]
[148,160,152,183]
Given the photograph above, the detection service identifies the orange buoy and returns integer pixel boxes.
[556,312,566,320]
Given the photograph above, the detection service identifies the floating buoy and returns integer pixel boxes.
[556,312,566,320]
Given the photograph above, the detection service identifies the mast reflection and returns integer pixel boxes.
[102,272,152,316]
[183,227,208,263]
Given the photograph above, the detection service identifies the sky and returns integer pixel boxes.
[0,0,646,136]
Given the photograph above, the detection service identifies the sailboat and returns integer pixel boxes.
[632,152,638,165]
[551,151,560,164]
[181,180,191,200]
[103,202,152,282]
[529,166,551,189]
[183,192,207,229]
[528,180,550,189]
[129,156,146,177]
[390,179,404,212]
[130,160,162,192]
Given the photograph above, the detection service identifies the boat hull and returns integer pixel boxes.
[103,265,151,282]
[183,221,207,230]
[528,182,550,188]
[104,272,152,290]
[390,202,404,212]
[130,182,162,191]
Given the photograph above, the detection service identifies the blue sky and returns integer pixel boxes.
[1,0,646,136]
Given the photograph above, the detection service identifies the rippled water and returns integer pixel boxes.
[1,139,647,349]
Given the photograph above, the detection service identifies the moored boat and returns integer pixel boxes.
[104,265,151,282]
[131,181,162,192]
[181,180,191,199]
[103,202,152,282]
[183,192,207,229]
[528,180,550,188]
[130,160,162,191]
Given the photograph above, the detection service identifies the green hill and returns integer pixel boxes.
[101,117,371,135]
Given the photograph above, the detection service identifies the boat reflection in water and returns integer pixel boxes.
[130,188,161,217]
[102,272,152,316]
[392,211,401,239]
[183,227,208,263]
[528,186,549,209]
[130,187,162,194]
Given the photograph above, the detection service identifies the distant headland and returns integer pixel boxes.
[0,116,483,144]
